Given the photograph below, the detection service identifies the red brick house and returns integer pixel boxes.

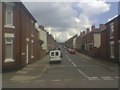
[64,35,77,49]
[105,15,120,63]
[2,2,42,70]
[76,24,106,58]
[76,15,120,63]
[76,26,102,57]
[76,31,86,52]
[33,29,42,61]
[97,15,120,63]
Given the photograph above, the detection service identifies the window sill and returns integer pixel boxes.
[4,59,14,63]
[110,56,114,58]
[31,35,34,38]
[4,25,15,29]
[118,40,120,43]
[31,56,34,59]
[110,37,114,39]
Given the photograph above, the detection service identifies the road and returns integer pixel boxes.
[2,47,119,88]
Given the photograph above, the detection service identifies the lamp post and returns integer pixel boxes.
[54,34,57,49]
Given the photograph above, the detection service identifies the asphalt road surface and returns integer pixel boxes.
[2,47,119,88]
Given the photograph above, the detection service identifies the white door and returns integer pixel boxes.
[26,44,29,64]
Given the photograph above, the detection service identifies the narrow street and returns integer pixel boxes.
[2,47,119,88]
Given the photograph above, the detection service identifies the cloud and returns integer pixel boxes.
[23,1,110,43]
[76,0,110,16]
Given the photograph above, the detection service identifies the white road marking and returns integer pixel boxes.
[68,58,72,62]
[66,55,68,58]
[37,64,49,78]
[17,71,28,74]
[114,77,120,79]
[88,77,100,80]
[66,55,72,62]
[101,77,114,80]
[66,55,89,80]
[33,80,46,83]
[10,76,37,81]
[72,62,77,67]
[20,81,30,83]
[78,69,90,80]
[43,64,49,72]
[52,79,61,82]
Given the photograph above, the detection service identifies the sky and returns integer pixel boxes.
[22,0,119,43]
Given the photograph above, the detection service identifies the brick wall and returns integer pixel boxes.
[95,30,107,60]
[2,2,37,70]
[47,34,56,52]
[105,16,119,63]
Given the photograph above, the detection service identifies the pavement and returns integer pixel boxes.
[2,47,119,88]
[76,52,119,73]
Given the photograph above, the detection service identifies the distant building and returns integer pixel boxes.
[36,25,47,52]
[35,25,47,58]
[76,24,107,57]
[47,32,57,52]
[64,35,77,49]
[76,15,120,63]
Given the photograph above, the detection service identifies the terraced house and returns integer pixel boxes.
[35,25,47,58]
[2,2,42,70]
[76,15,120,63]
[105,15,120,63]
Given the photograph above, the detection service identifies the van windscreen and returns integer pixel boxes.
[51,52,54,56]
[56,52,59,56]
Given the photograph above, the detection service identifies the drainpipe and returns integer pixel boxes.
[0,2,2,89]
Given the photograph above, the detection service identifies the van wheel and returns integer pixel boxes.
[59,61,61,64]
[49,61,52,64]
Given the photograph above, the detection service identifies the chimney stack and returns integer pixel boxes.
[99,24,106,30]
[39,25,44,30]
[91,25,95,31]
[83,31,85,35]
[86,28,90,33]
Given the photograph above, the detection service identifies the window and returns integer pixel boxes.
[86,44,89,51]
[110,22,114,38]
[4,37,14,62]
[5,3,14,28]
[110,43,114,58]
[31,40,34,58]
[31,20,34,37]
[56,52,59,56]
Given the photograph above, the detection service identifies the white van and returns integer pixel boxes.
[49,50,62,64]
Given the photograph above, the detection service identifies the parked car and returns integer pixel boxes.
[68,48,71,52]
[68,48,76,54]
[49,50,62,64]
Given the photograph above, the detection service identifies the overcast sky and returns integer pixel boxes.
[22,0,118,43]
